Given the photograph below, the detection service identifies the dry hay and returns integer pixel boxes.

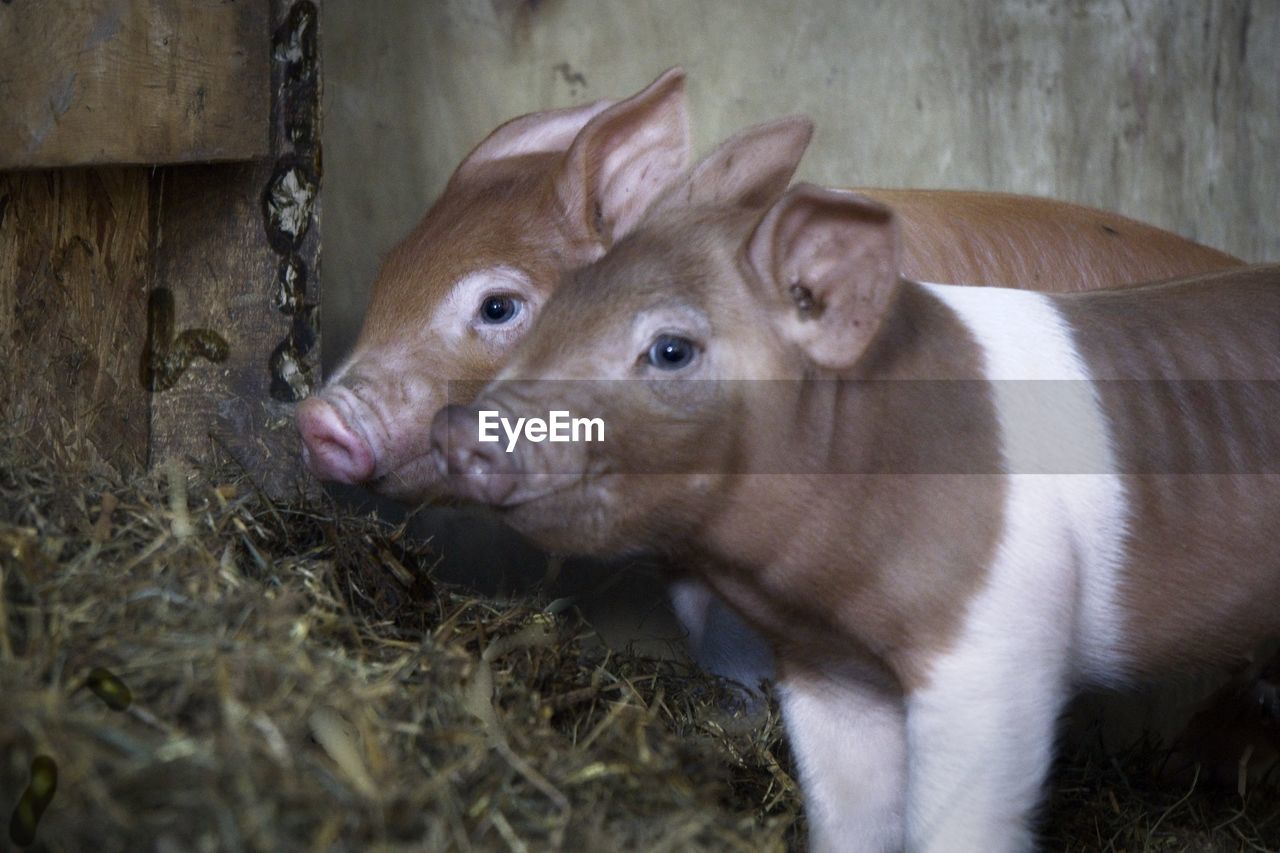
[0,431,797,852]
[0,424,1277,852]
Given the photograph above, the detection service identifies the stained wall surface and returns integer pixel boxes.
[322,0,1277,366]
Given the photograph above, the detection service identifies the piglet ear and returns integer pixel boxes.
[746,183,901,371]
[657,116,813,214]
[455,99,617,178]
[555,67,691,249]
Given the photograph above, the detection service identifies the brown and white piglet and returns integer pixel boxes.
[293,69,783,691]
[432,156,1280,849]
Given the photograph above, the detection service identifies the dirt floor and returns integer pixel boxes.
[1,427,1277,851]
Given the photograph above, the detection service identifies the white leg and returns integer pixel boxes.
[903,477,1080,853]
[779,672,907,853]
[900,287,1130,851]
[904,647,1067,853]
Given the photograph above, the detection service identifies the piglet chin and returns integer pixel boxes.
[486,477,637,558]
[428,443,580,512]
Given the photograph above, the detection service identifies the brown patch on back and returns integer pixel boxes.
[859,189,1242,292]
[1059,265,1280,673]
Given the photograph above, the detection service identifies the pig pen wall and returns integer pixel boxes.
[321,0,1278,366]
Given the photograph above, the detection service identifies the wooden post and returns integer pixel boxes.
[0,0,270,169]
[148,0,321,496]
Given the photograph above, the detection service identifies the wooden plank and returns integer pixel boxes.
[147,0,320,497]
[0,0,270,170]
[0,168,151,472]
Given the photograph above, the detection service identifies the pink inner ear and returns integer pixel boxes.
[593,119,691,240]
[551,73,691,246]
[459,99,616,172]
[746,184,901,370]
[774,189,898,292]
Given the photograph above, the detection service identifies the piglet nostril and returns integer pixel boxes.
[431,405,518,505]
[297,396,376,483]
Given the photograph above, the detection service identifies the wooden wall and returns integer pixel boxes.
[0,169,152,468]
[0,0,321,495]
[321,0,1278,367]
[0,0,270,169]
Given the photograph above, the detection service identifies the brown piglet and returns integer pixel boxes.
[431,127,1280,851]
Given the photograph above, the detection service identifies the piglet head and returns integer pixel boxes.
[430,117,904,558]
[297,68,691,502]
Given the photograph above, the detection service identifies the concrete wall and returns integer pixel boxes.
[322,0,1278,367]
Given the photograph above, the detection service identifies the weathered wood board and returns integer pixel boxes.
[322,0,1279,364]
[147,0,321,497]
[146,160,319,495]
[0,168,152,472]
[0,0,271,170]
[1,0,319,498]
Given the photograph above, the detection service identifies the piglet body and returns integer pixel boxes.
[434,142,1280,850]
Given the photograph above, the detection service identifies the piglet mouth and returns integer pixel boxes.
[366,451,448,502]
[429,445,584,510]
[491,475,594,510]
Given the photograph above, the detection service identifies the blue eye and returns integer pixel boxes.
[479,294,522,324]
[647,335,697,370]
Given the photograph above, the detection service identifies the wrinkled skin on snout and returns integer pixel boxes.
[433,377,747,557]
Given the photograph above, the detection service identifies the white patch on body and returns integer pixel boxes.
[899,284,1131,850]
[779,675,907,853]
[921,283,1131,680]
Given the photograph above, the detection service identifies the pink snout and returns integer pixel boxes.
[296,396,376,484]
[430,405,518,506]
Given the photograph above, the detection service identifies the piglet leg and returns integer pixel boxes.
[779,671,907,853]
[903,479,1081,852]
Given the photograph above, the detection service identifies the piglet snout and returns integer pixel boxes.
[297,396,376,484]
[430,405,518,505]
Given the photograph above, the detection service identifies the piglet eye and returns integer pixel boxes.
[647,335,697,370]
[479,294,522,324]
